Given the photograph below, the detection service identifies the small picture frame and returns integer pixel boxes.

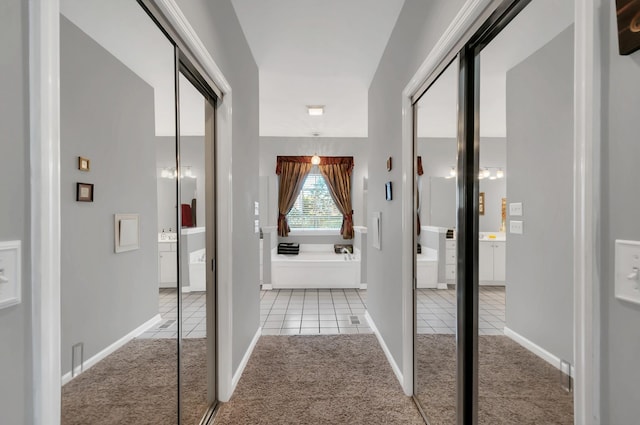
[385,181,393,201]
[78,156,90,171]
[387,157,392,171]
[479,192,485,215]
[76,183,94,202]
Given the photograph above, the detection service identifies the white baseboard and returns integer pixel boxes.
[359,283,368,290]
[61,314,162,385]
[504,327,574,377]
[230,327,261,394]
[181,285,191,293]
[437,283,448,289]
[261,284,273,290]
[364,311,404,387]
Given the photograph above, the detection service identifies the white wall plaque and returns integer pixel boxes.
[115,214,140,253]
[0,240,21,309]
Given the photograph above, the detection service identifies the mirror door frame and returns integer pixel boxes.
[403,0,601,423]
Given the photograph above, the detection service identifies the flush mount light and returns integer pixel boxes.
[311,154,321,165]
[307,105,324,116]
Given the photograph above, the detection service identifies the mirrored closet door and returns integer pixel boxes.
[413,57,460,423]
[60,1,219,423]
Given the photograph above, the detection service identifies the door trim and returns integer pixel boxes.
[30,0,62,422]
[402,0,601,423]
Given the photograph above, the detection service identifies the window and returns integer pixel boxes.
[287,172,342,229]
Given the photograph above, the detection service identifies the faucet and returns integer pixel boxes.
[341,247,353,261]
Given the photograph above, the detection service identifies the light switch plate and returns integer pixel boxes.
[615,240,640,305]
[510,220,523,235]
[0,240,21,309]
[509,202,523,216]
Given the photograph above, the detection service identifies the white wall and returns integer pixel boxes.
[0,0,30,423]
[174,0,260,374]
[259,136,369,229]
[367,0,466,371]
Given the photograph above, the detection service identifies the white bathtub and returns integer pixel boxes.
[271,244,361,289]
[417,247,439,289]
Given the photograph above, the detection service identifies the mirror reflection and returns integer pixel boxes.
[60,0,178,423]
[414,57,459,424]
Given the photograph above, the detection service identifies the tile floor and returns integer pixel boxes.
[416,286,505,335]
[138,289,207,339]
[260,289,372,335]
[138,286,506,339]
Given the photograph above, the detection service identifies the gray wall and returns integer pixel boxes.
[0,0,30,423]
[600,1,640,422]
[259,136,369,228]
[174,0,260,373]
[505,26,574,363]
[367,0,466,370]
[157,136,206,232]
[60,16,159,375]
[418,137,506,231]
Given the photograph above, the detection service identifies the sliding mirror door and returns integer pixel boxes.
[413,57,460,424]
[177,67,218,423]
[474,0,575,422]
[60,0,179,423]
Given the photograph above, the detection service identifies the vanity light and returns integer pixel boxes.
[307,105,324,116]
[446,166,456,179]
[311,154,321,165]
[482,168,491,178]
[496,169,505,179]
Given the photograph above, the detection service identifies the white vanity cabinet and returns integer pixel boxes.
[158,242,178,287]
[445,239,456,283]
[479,240,505,285]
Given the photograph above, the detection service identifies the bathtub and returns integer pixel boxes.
[271,244,361,289]
[188,248,206,292]
[417,247,439,289]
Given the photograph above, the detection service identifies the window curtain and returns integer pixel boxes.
[276,156,313,237]
[318,157,355,239]
[417,156,424,235]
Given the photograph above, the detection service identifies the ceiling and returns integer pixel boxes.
[61,0,573,140]
[417,0,574,138]
[61,0,204,137]
[231,0,405,138]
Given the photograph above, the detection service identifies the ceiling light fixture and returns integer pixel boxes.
[311,154,321,165]
[307,105,324,116]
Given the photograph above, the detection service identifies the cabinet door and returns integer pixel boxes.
[159,251,178,284]
[479,241,494,281]
[492,242,506,282]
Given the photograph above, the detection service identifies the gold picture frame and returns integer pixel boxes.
[78,156,90,171]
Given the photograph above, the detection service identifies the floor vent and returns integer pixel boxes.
[349,315,361,325]
[159,319,176,329]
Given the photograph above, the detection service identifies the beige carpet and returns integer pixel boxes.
[214,335,424,425]
[415,335,574,425]
[62,338,210,425]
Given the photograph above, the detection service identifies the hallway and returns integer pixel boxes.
[213,334,423,424]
